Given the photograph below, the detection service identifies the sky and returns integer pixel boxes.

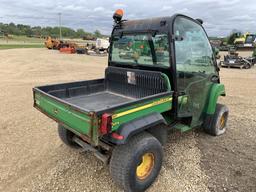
[0,0,255,37]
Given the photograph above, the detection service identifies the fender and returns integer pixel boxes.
[109,112,167,145]
[205,83,226,115]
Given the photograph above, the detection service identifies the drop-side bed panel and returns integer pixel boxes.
[34,90,93,137]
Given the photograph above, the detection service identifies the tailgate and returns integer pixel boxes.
[33,89,97,142]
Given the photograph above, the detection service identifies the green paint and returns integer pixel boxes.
[111,96,172,131]
[34,76,224,146]
[162,113,174,125]
[35,92,93,136]
[173,123,191,132]
[205,83,225,114]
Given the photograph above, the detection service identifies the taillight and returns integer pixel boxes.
[100,113,112,135]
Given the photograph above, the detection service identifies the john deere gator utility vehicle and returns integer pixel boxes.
[33,10,229,192]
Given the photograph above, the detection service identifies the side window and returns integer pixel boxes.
[174,17,215,74]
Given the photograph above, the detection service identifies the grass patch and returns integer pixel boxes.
[0,44,44,50]
[0,35,44,43]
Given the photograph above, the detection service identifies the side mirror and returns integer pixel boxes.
[196,18,203,25]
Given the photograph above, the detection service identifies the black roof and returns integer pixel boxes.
[112,14,202,36]
[112,16,174,35]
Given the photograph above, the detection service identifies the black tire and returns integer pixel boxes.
[58,125,80,148]
[243,63,251,69]
[204,104,229,136]
[110,132,163,192]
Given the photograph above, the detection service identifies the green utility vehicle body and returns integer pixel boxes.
[34,14,225,147]
[33,13,228,191]
[34,76,224,146]
[34,75,174,146]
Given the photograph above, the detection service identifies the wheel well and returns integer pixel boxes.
[146,124,168,146]
[110,112,167,145]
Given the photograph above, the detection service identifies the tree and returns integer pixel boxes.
[76,29,86,38]
[94,30,102,38]
[0,21,102,39]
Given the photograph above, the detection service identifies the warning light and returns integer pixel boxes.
[113,9,124,23]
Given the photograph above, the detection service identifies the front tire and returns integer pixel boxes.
[110,132,163,192]
[204,104,229,136]
[58,125,80,148]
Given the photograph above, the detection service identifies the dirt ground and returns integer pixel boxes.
[0,49,255,192]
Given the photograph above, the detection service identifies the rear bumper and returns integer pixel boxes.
[72,136,111,163]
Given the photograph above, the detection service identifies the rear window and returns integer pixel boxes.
[111,33,170,67]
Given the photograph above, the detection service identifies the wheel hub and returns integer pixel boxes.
[136,153,155,180]
[220,115,226,129]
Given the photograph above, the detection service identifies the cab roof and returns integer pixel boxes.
[112,14,201,36]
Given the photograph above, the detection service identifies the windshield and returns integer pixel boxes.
[111,33,170,67]
[245,35,255,43]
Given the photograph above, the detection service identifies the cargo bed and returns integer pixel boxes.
[64,91,134,111]
[33,67,172,144]
[35,67,170,113]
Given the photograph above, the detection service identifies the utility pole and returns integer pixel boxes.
[58,13,62,40]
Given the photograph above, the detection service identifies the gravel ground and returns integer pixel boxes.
[199,51,256,192]
[0,49,255,192]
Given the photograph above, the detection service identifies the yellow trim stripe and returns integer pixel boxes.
[112,97,172,119]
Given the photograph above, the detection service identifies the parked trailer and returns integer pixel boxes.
[220,48,255,69]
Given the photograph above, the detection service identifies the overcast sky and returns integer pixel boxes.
[0,0,255,36]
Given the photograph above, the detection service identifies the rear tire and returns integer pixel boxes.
[243,63,251,69]
[58,125,80,148]
[110,132,163,192]
[204,104,229,136]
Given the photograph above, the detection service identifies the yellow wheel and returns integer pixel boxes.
[136,153,155,180]
[220,115,226,129]
[203,104,229,136]
[110,132,163,192]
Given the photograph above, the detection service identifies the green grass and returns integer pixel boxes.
[0,35,44,43]
[0,35,44,49]
[0,44,44,50]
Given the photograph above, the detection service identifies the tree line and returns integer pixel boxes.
[0,22,104,39]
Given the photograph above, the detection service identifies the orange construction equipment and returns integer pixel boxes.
[59,47,76,54]
[45,36,62,49]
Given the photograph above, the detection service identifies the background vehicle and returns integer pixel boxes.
[234,32,256,49]
[44,36,62,49]
[95,38,110,53]
[220,47,255,69]
[33,10,229,192]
